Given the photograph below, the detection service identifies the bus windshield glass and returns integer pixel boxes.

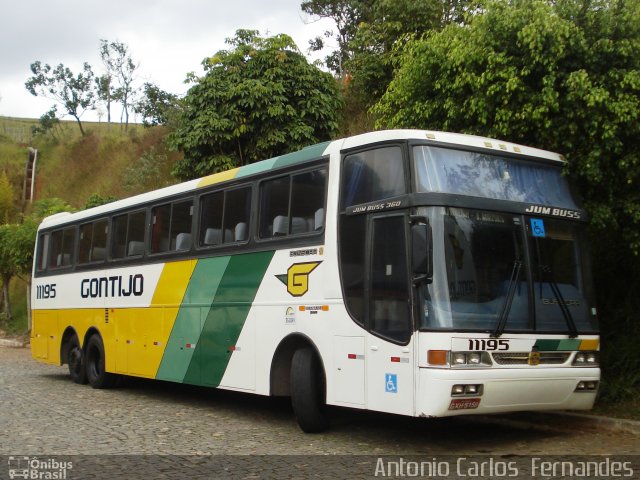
[413,146,579,208]
[419,207,598,334]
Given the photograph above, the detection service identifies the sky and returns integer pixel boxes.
[0,0,334,121]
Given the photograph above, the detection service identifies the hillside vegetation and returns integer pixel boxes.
[0,116,179,333]
[1,117,179,208]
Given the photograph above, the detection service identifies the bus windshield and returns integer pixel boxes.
[413,146,579,208]
[419,207,598,334]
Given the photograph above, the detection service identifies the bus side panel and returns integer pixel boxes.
[31,310,53,362]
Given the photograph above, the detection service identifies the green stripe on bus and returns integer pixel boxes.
[183,251,275,387]
[533,339,582,351]
[235,159,278,178]
[272,142,330,169]
[156,256,231,382]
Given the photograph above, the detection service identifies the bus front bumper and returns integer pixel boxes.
[417,367,600,417]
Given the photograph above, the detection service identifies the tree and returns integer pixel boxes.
[8,198,73,329]
[25,61,95,136]
[100,40,138,129]
[31,106,63,140]
[302,0,373,77]
[134,83,180,127]
[84,193,117,209]
[0,224,18,320]
[373,0,640,398]
[168,30,342,180]
[95,74,114,123]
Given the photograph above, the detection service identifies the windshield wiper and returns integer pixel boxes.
[491,259,523,338]
[539,264,579,338]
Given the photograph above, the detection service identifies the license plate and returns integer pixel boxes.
[448,398,481,410]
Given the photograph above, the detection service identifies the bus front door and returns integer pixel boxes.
[366,214,415,415]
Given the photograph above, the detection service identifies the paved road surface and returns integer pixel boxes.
[1,346,637,478]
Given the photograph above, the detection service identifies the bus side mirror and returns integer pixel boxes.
[412,223,433,284]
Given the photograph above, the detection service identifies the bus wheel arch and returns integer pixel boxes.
[60,327,87,385]
[270,333,321,396]
[83,329,117,389]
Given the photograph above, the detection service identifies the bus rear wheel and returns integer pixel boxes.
[85,334,117,389]
[66,335,87,385]
[290,347,329,433]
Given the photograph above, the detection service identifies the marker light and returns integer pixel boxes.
[428,350,448,365]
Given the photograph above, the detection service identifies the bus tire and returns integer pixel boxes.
[66,335,87,385]
[85,334,116,389]
[290,347,329,433]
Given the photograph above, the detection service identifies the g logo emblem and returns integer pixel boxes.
[276,262,321,297]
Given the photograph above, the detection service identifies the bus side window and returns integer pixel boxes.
[36,233,49,272]
[170,200,193,251]
[127,211,146,256]
[200,191,223,246]
[291,170,327,233]
[341,146,405,208]
[259,168,326,239]
[151,204,171,253]
[224,187,251,243]
[78,223,93,264]
[49,227,75,269]
[112,211,146,259]
[80,219,108,264]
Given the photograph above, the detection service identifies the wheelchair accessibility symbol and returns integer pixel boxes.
[530,218,546,238]
[385,373,397,393]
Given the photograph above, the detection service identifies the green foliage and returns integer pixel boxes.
[30,198,74,219]
[123,146,173,193]
[84,193,117,209]
[375,0,640,252]
[25,61,95,136]
[31,107,62,140]
[346,0,446,104]
[135,83,180,127]
[0,171,14,223]
[169,30,343,180]
[374,0,640,402]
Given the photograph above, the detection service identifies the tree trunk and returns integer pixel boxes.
[1,274,11,321]
[74,115,86,136]
[26,280,32,331]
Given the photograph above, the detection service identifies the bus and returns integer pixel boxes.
[31,130,600,432]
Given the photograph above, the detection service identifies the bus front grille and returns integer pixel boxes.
[492,352,571,365]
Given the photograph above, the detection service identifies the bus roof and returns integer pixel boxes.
[38,130,563,229]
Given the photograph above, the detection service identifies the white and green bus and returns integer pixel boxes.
[31,130,600,432]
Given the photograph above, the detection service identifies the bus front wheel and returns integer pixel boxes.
[85,334,117,389]
[290,347,329,433]
[66,335,87,385]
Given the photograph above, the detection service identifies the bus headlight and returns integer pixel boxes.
[427,350,492,367]
[573,351,599,366]
[452,352,467,365]
[449,351,492,367]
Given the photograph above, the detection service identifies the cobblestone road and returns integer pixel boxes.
[1,346,638,479]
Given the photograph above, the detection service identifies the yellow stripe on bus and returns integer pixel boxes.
[197,168,239,188]
[124,259,198,378]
